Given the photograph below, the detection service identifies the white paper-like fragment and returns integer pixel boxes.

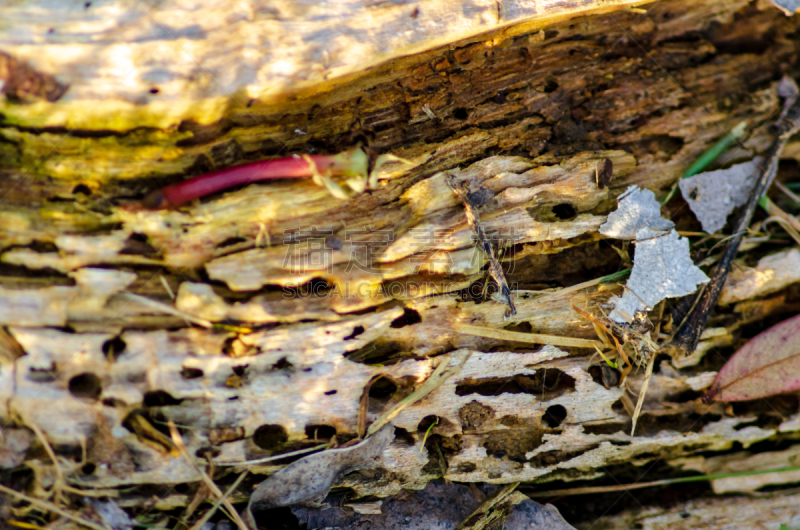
[599,186,674,239]
[609,228,709,323]
[679,158,761,234]
[769,0,800,15]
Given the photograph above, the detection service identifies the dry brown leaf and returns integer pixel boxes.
[248,424,394,514]
[704,313,800,402]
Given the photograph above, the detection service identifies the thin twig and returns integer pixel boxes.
[215,444,329,467]
[358,375,382,439]
[366,352,470,437]
[671,95,800,353]
[446,172,516,316]
[119,293,213,328]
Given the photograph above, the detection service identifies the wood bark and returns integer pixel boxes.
[2,0,800,527]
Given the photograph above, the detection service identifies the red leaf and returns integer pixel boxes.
[704,313,800,402]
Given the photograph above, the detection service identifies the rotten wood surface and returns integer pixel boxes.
[2,0,800,527]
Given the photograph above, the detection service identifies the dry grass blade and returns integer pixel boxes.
[775,180,800,205]
[119,292,213,328]
[455,482,521,530]
[168,422,250,530]
[630,354,656,436]
[188,471,249,530]
[451,323,603,349]
[24,419,65,506]
[532,269,630,305]
[764,216,800,246]
[571,304,631,378]
[128,413,179,454]
[0,483,108,530]
[366,352,470,437]
[215,444,329,467]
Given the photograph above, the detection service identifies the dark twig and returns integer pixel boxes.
[671,93,800,353]
[446,172,516,316]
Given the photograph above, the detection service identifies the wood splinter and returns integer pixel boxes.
[446,172,516,317]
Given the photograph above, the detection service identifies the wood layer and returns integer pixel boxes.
[1,0,800,525]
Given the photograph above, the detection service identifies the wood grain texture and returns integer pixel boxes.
[1,0,800,526]
[0,0,653,129]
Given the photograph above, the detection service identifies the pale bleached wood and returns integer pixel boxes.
[0,0,653,130]
[1,0,800,524]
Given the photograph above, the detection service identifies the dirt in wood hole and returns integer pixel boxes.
[483,425,545,463]
[458,401,496,431]
[455,368,576,401]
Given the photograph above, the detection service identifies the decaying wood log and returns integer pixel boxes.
[2,0,800,527]
[584,489,800,529]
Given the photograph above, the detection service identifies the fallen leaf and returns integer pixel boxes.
[609,228,709,323]
[248,425,394,514]
[599,186,674,240]
[704,313,800,402]
[679,158,761,234]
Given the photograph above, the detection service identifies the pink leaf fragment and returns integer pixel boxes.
[704,313,800,402]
